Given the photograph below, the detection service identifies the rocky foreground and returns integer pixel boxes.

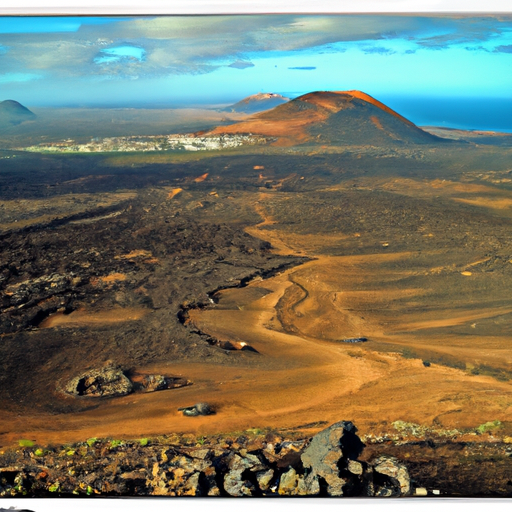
[2,420,512,499]
[0,421,413,498]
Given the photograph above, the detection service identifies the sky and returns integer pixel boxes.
[0,15,512,129]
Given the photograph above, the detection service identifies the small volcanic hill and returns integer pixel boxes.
[211,90,441,146]
[221,93,289,114]
[0,100,36,127]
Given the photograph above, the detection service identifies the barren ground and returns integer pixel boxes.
[1,143,512,455]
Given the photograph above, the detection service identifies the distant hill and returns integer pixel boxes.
[211,90,443,146]
[221,93,289,114]
[0,100,36,127]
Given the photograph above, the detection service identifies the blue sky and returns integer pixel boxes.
[0,15,511,129]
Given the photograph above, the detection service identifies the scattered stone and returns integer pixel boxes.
[262,443,279,463]
[169,454,210,473]
[64,362,133,397]
[182,472,202,496]
[224,455,255,496]
[296,473,321,496]
[189,449,212,460]
[178,402,215,416]
[256,469,274,491]
[415,487,428,496]
[203,466,221,496]
[279,440,307,453]
[223,453,266,496]
[347,460,363,475]
[372,455,411,496]
[341,337,368,343]
[278,468,299,495]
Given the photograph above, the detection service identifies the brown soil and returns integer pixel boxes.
[2,141,512,479]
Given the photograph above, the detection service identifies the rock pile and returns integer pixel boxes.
[0,420,410,497]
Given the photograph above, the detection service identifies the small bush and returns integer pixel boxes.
[139,438,149,447]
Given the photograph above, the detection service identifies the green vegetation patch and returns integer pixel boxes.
[477,420,503,434]
[18,439,35,447]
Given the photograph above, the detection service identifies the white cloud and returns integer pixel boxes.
[0,15,510,83]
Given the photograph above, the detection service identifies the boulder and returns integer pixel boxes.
[300,420,358,496]
[64,363,133,397]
